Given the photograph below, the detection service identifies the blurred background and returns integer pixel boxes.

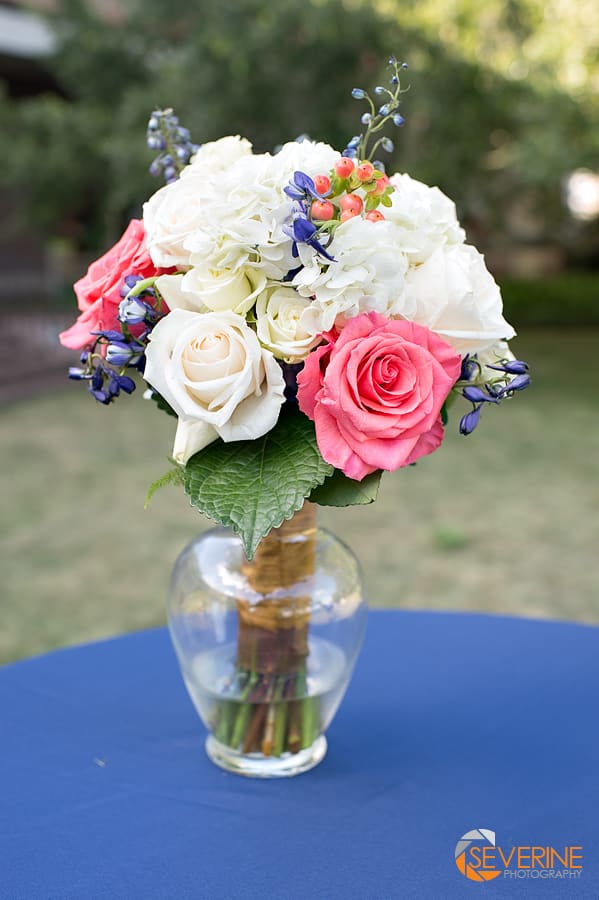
[1,0,598,663]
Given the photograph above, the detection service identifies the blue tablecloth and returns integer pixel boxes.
[1,611,597,899]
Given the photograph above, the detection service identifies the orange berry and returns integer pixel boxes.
[311,200,335,221]
[339,193,363,214]
[356,162,375,182]
[373,174,390,196]
[366,210,385,222]
[314,175,332,195]
[340,209,360,223]
[334,157,356,178]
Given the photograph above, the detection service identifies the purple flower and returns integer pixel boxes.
[459,406,482,434]
[284,171,327,201]
[105,341,144,367]
[462,385,499,404]
[486,359,529,375]
[283,208,335,262]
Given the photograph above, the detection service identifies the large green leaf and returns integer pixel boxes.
[310,468,382,507]
[183,404,333,559]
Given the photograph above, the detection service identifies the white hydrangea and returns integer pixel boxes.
[293,217,410,334]
[183,135,253,176]
[385,173,465,264]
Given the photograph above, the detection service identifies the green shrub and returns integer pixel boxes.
[501,273,599,326]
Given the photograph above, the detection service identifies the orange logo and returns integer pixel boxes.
[455,829,501,882]
[455,829,583,883]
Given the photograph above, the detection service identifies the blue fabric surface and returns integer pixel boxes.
[1,610,598,899]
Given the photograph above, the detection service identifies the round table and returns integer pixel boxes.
[1,611,597,899]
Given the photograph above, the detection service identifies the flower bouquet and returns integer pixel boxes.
[62,58,529,775]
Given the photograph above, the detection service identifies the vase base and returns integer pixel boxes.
[205,734,327,778]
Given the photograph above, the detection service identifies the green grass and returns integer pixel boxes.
[1,329,598,664]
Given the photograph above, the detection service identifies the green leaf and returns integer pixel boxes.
[183,404,334,559]
[310,468,382,507]
[380,193,393,208]
[149,390,177,418]
[145,463,184,508]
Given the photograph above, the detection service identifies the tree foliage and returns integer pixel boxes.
[1,0,597,253]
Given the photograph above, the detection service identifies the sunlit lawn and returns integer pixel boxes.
[1,329,598,664]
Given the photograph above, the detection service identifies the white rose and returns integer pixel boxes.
[293,217,410,333]
[255,287,321,362]
[403,244,516,355]
[154,274,198,311]
[184,135,252,176]
[386,173,465,264]
[143,171,208,268]
[144,309,285,463]
[179,265,266,315]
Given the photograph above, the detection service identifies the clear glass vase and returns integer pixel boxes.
[167,503,367,778]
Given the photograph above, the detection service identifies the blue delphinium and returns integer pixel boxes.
[283,204,336,262]
[69,276,168,405]
[347,57,409,162]
[147,109,200,184]
[458,355,530,435]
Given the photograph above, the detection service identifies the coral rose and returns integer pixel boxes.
[59,219,169,350]
[297,312,462,480]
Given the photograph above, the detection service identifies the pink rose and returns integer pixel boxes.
[60,219,170,350]
[297,312,462,480]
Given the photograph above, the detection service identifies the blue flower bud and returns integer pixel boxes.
[147,117,159,131]
[361,113,372,125]
[68,367,87,380]
[379,104,392,116]
[393,114,405,127]
[347,136,360,148]
[351,88,366,99]
[118,297,148,325]
[487,359,529,375]
[164,165,177,181]
[343,147,358,159]
[381,137,394,153]
[372,160,386,172]
[501,373,531,393]
[390,75,399,85]
[106,342,143,367]
[462,386,498,404]
[147,135,165,151]
[374,86,385,95]
[460,406,482,435]
[401,62,409,69]
[116,374,136,394]
[388,55,397,66]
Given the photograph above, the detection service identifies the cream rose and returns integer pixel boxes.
[255,287,321,362]
[144,309,285,463]
[181,265,266,315]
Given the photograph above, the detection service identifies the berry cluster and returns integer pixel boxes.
[309,156,394,227]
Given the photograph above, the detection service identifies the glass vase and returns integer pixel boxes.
[166,503,367,778]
